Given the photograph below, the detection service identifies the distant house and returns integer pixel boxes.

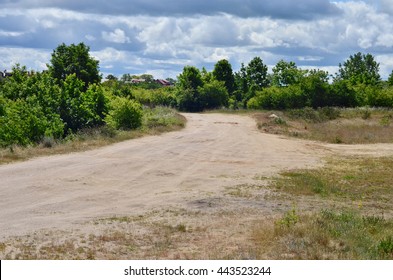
[0,70,12,81]
[155,79,172,86]
[131,78,146,84]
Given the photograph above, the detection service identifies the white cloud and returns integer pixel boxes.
[0,47,50,71]
[102,28,131,44]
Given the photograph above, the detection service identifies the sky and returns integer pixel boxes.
[1,0,393,79]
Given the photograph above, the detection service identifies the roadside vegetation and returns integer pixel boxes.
[0,43,185,164]
[252,209,393,259]
[0,106,185,165]
[253,107,393,144]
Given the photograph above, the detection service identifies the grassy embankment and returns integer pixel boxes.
[0,107,185,165]
[253,107,393,144]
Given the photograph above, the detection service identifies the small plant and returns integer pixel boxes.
[380,115,391,127]
[376,236,393,257]
[175,224,187,233]
[277,208,299,228]
[274,117,287,126]
[361,109,372,120]
[41,136,56,148]
[319,107,341,120]
[334,136,343,144]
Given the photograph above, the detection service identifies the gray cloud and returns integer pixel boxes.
[3,0,341,19]
[0,1,392,79]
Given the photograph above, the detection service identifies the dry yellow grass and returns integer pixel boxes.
[253,107,393,144]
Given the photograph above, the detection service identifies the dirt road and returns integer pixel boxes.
[1,113,391,242]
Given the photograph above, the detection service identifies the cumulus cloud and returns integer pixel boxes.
[102,29,131,44]
[0,1,392,79]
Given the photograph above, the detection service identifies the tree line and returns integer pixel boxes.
[176,53,393,112]
[1,42,393,147]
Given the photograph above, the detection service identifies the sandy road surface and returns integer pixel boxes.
[1,113,391,241]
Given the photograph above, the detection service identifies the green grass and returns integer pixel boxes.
[252,209,393,259]
[271,157,393,204]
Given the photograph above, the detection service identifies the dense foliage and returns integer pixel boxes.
[1,44,393,148]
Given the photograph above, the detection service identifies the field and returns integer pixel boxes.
[1,109,393,259]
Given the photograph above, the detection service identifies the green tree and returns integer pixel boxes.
[176,66,204,112]
[234,63,248,94]
[212,59,235,94]
[272,60,304,87]
[388,70,393,86]
[59,74,107,132]
[201,67,213,84]
[177,66,203,91]
[336,52,381,86]
[246,57,269,89]
[106,74,118,81]
[48,42,101,89]
[300,69,330,108]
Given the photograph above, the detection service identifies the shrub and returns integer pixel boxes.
[247,85,305,110]
[368,87,393,107]
[105,97,143,130]
[0,99,64,147]
[198,80,229,109]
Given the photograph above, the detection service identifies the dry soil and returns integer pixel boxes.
[1,113,392,243]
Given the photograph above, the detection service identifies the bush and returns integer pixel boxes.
[247,85,305,110]
[0,99,64,147]
[198,80,229,109]
[368,87,393,107]
[105,97,143,130]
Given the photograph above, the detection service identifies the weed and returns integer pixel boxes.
[0,243,6,252]
[277,208,299,228]
[41,136,56,148]
[175,224,187,233]
[380,115,391,127]
[362,109,371,120]
[376,236,393,258]
[274,117,287,126]
[334,136,343,144]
